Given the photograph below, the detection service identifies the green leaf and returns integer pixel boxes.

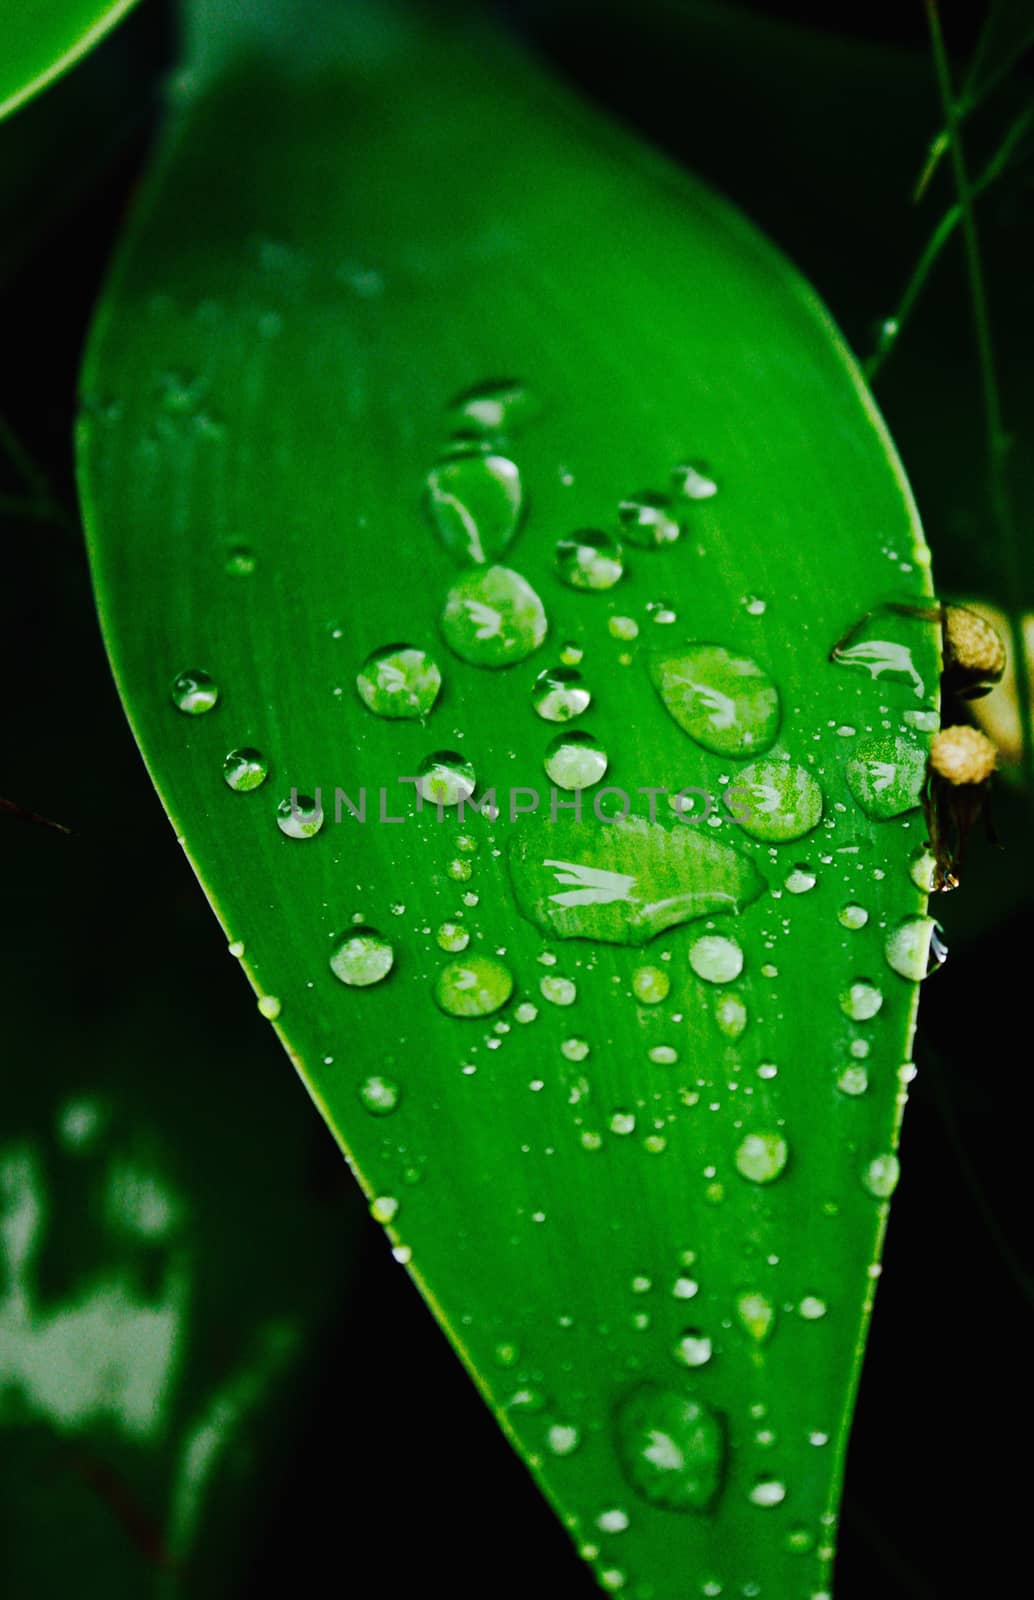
[0,0,140,123]
[77,3,942,1594]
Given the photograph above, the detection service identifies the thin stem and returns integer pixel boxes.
[925,0,1034,796]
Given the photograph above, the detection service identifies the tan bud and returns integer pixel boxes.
[929,725,997,786]
[944,605,1006,683]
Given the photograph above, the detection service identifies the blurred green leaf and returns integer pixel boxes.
[77,2,942,1595]
[0,0,141,124]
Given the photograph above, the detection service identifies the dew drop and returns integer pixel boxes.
[838,904,869,930]
[417,751,476,807]
[784,864,817,895]
[547,1422,581,1456]
[837,1065,869,1097]
[862,1152,900,1199]
[257,995,281,1020]
[672,461,718,501]
[885,916,946,980]
[614,1383,725,1512]
[846,735,927,819]
[358,1075,401,1115]
[735,1290,775,1344]
[689,935,743,985]
[735,1132,788,1185]
[436,953,514,1017]
[171,668,218,715]
[648,645,779,756]
[597,1509,630,1534]
[617,491,681,549]
[831,635,926,700]
[425,452,522,564]
[222,747,268,791]
[909,847,938,891]
[674,1330,712,1368]
[436,921,470,953]
[540,974,577,1007]
[544,729,608,789]
[225,545,256,575]
[798,1295,827,1321]
[357,644,442,719]
[448,378,536,436]
[839,981,883,1021]
[440,565,548,666]
[276,794,324,838]
[370,1194,398,1224]
[649,1044,679,1065]
[715,994,748,1039]
[561,1037,590,1062]
[611,1111,636,1135]
[555,529,624,591]
[731,760,823,842]
[749,1477,787,1508]
[609,616,639,642]
[632,965,670,1004]
[532,666,591,722]
[330,927,394,988]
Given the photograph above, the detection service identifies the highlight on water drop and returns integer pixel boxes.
[171,668,219,715]
[222,747,268,792]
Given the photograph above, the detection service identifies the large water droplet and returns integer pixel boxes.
[831,637,926,699]
[839,981,883,1021]
[417,751,476,808]
[171,668,219,715]
[862,1152,900,1198]
[276,794,324,838]
[689,935,744,984]
[885,916,946,979]
[425,452,522,564]
[223,748,268,791]
[846,735,927,819]
[544,730,608,789]
[618,491,680,549]
[734,1131,788,1184]
[532,666,591,723]
[614,1383,725,1512]
[448,378,536,436]
[730,760,823,842]
[441,565,547,666]
[555,530,624,591]
[357,644,442,719]
[648,645,779,756]
[508,813,765,946]
[330,927,394,987]
[435,953,514,1017]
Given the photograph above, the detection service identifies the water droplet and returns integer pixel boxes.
[547,1422,581,1456]
[885,916,946,979]
[515,1001,538,1023]
[358,1075,401,1115]
[532,666,591,722]
[441,565,548,666]
[426,452,522,564]
[837,1065,869,1096]
[448,378,536,436]
[617,491,680,549]
[597,1509,630,1534]
[862,1152,900,1198]
[540,974,577,1007]
[715,995,748,1039]
[615,1383,725,1512]
[555,530,624,591]
[832,636,926,699]
[417,751,476,807]
[171,668,219,714]
[257,995,281,1020]
[330,927,394,987]
[611,1111,636,1135]
[839,981,883,1021]
[632,965,670,1004]
[689,935,743,985]
[436,954,514,1017]
[225,545,256,575]
[544,729,608,789]
[909,847,937,891]
[786,1527,815,1555]
[436,921,470,953]
[222,747,268,792]
[846,735,927,819]
[731,760,823,842]
[838,904,869,930]
[749,1477,786,1508]
[561,1037,590,1062]
[648,646,779,756]
[673,1276,698,1299]
[609,616,639,642]
[276,794,324,838]
[508,812,765,946]
[672,461,718,501]
[798,1295,827,1320]
[784,865,817,895]
[357,644,442,719]
[674,1330,712,1368]
[735,1132,788,1185]
[648,1044,679,1065]
[370,1194,398,1224]
[735,1290,775,1344]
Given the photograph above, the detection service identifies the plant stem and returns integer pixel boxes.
[924,0,1034,796]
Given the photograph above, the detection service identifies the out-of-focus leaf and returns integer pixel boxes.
[0,0,140,124]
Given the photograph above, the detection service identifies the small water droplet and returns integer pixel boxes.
[436,921,470,953]
[648,1044,679,1065]
[798,1295,827,1320]
[909,847,937,891]
[417,751,476,807]
[672,461,718,501]
[610,1111,636,1135]
[222,747,268,792]
[735,1290,775,1344]
[358,1074,401,1115]
[749,1477,786,1508]
[862,1152,900,1199]
[561,1037,590,1061]
[532,666,591,722]
[632,965,670,1004]
[839,981,883,1021]
[540,974,577,1007]
[838,904,869,930]
[615,1383,725,1511]
[426,452,522,564]
[330,927,394,987]
[547,1422,581,1456]
[357,644,442,719]
[735,1131,788,1185]
[436,953,514,1017]
[171,669,219,715]
[648,646,779,756]
[885,916,946,979]
[555,530,624,591]
[689,935,744,985]
[225,545,256,575]
[544,729,608,789]
[448,378,536,436]
[784,864,817,895]
[257,995,281,1020]
[731,760,823,842]
[715,994,748,1039]
[597,1509,630,1534]
[370,1194,399,1224]
[441,565,548,666]
[276,794,324,838]
[618,491,680,549]
[674,1330,712,1368]
[609,616,639,642]
[837,1065,869,1097]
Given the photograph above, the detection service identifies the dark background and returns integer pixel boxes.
[2,3,1030,1595]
